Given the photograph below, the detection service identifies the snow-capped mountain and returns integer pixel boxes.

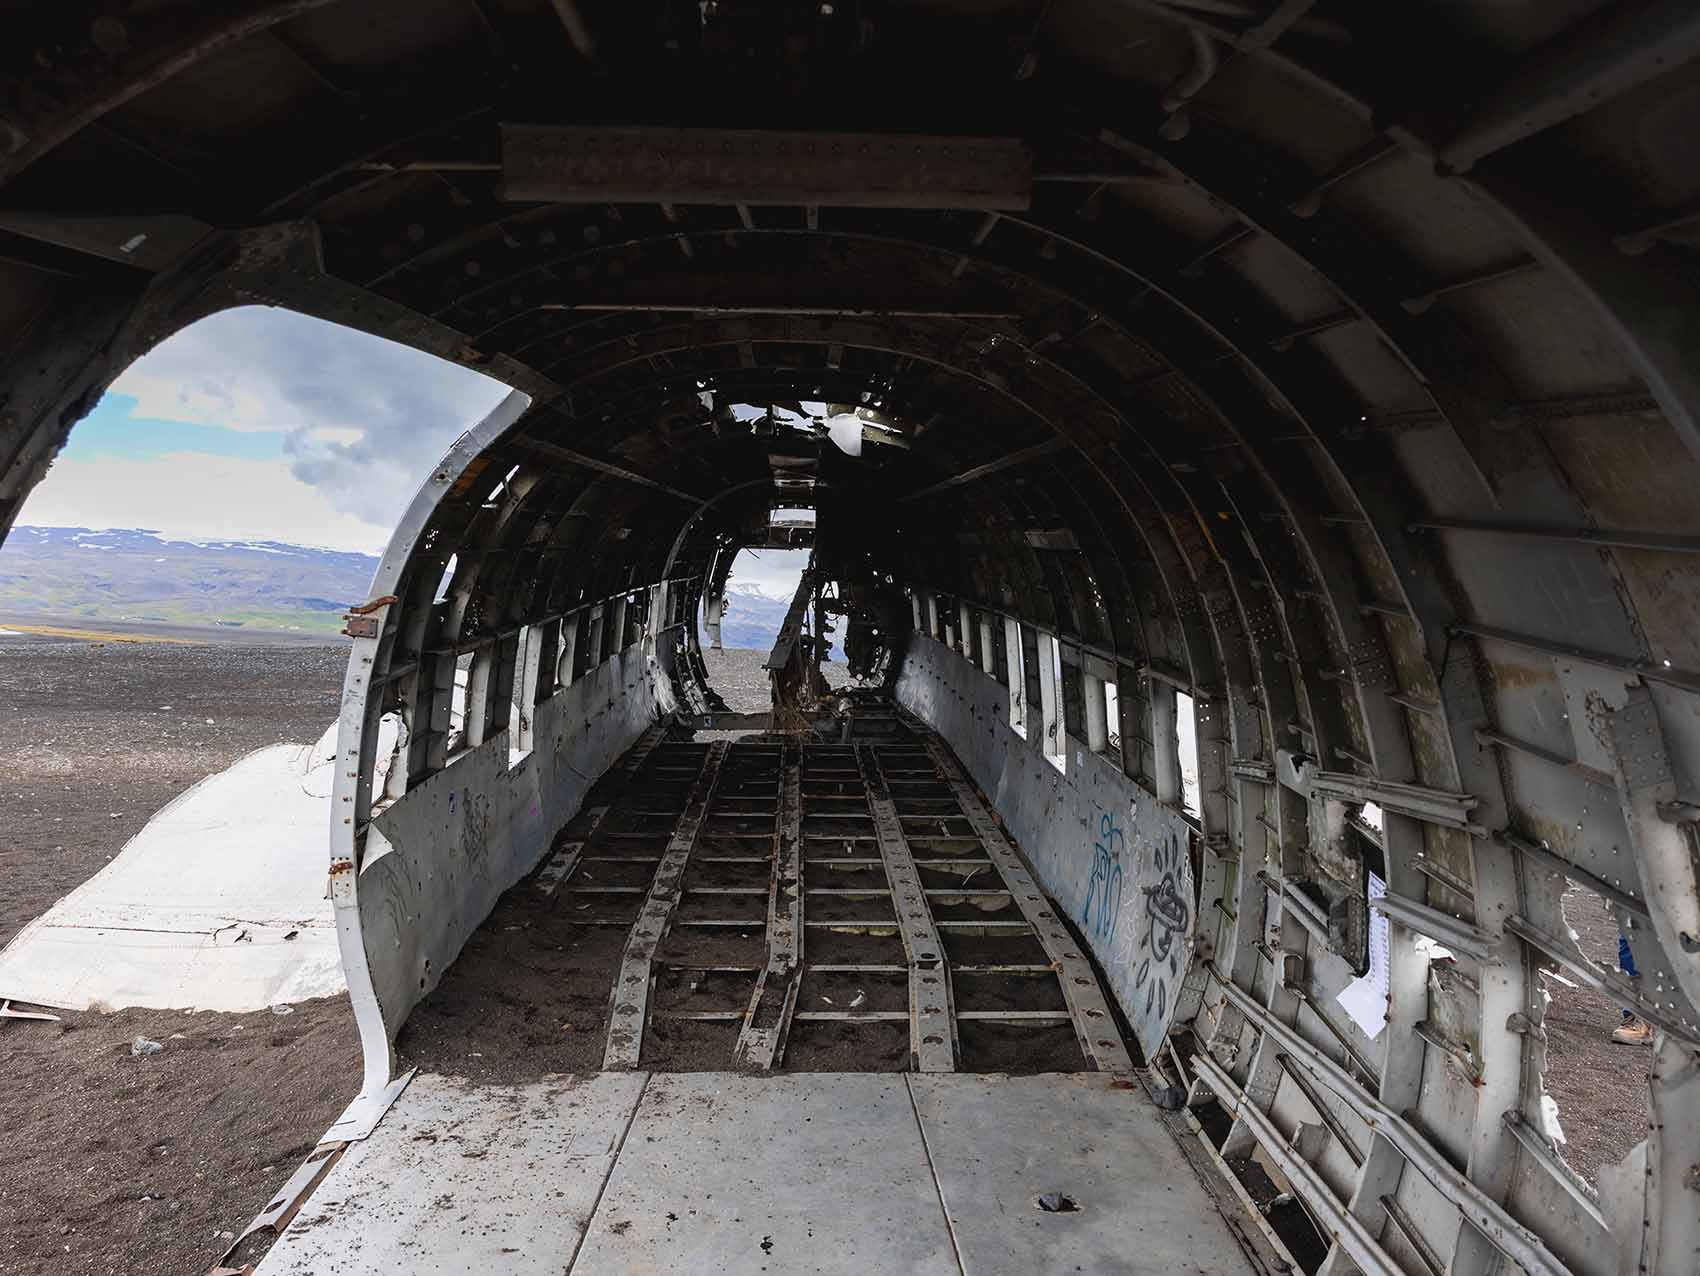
[0,527,380,634]
[714,582,800,651]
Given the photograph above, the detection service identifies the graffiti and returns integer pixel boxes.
[1081,810,1125,945]
[1133,829,1190,1021]
[462,790,491,867]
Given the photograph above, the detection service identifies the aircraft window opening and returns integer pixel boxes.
[509,624,542,767]
[1175,691,1200,818]
[1041,632,1066,774]
[556,613,580,688]
[434,554,457,603]
[585,607,606,668]
[1005,616,1028,738]
[443,651,472,764]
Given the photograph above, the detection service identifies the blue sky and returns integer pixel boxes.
[14,307,815,598]
[59,394,287,463]
[18,307,509,553]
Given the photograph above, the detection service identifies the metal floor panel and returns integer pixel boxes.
[573,1071,960,1274]
[255,1072,649,1275]
[257,1070,1257,1276]
[909,1072,1253,1276]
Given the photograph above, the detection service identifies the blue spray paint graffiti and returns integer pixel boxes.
[1081,810,1125,945]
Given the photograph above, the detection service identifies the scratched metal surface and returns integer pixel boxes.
[256,1071,649,1275]
[909,1072,1249,1276]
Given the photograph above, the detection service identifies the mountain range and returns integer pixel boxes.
[0,527,800,649]
[714,583,794,651]
[0,527,380,635]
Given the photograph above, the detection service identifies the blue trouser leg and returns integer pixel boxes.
[1619,933,1639,1020]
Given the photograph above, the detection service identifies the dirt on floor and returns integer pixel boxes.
[4,997,359,1275]
[699,646,856,716]
[0,633,358,1276]
[0,635,1656,1273]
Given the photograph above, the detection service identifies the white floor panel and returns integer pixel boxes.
[257,1071,1258,1276]
[256,1071,647,1275]
[572,1071,962,1275]
[908,1072,1251,1276]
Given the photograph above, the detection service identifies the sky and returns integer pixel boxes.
[16,306,510,554]
[725,547,811,600]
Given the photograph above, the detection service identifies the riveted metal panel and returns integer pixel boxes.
[501,126,1033,210]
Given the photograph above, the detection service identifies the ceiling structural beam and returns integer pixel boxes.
[0,213,214,274]
[499,126,1033,210]
[1180,223,1255,275]
[507,433,704,502]
[1616,199,1700,256]
[1451,620,1700,696]
[1363,387,1661,432]
[1465,169,1700,462]
[1288,136,1399,218]
[352,159,502,173]
[1240,0,1323,49]
[537,302,1022,320]
[1412,519,1700,555]
[0,0,346,184]
[1031,134,1172,185]
[1436,0,1700,172]
[1269,309,1358,351]
[546,0,597,60]
[898,437,1069,501]
[54,217,560,409]
[1400,257,1538,314]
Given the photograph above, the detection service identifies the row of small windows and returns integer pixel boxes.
[910,588,1200,817]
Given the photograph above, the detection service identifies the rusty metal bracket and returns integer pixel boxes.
[207,1137,350,1275]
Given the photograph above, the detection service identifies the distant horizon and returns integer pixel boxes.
[1,526,809,647]
[6,523,384,558]
[6,527,815,596]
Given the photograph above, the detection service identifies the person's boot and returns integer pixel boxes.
[1611,1015,1654,1045]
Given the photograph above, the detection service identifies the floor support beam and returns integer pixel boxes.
[735,743,804,1068]
[857,744,957,1072]
[603,740,728,1069]
[920,737,1134,1073]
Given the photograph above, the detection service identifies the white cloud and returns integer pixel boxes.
[17,451,393,554]
[727,548,812,600]
[107,305,511,532]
